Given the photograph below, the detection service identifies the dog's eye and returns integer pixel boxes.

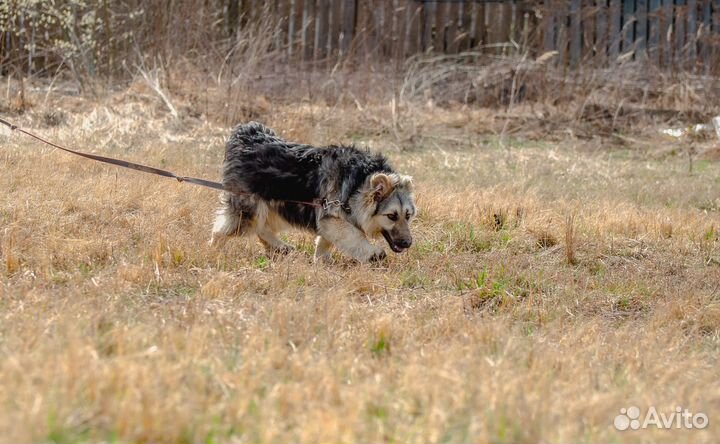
[386,213,398,221]
[405,213,410,221]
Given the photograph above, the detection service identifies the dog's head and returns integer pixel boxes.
[360,172,416,253]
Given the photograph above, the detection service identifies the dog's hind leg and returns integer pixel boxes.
[209,193,256,247]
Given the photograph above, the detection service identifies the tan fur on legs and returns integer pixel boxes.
[313,236,333,263]
[210,207,245,247]
[256,226,293,254]
[317,216,385,262]
[255,203,294,254]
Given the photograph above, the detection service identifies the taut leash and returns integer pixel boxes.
[0,117,331,209]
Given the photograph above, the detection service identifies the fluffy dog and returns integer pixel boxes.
[210,122,416,262]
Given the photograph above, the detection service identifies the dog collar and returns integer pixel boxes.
[321,199,352,214]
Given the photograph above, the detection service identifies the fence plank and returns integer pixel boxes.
[274,0,286,55]
[458,0,472,51]
[701,0,711,70]
[543,1,556,51]
[676,0,686,67]
[596,0,608,64]
[469,0,480,47]
[500,1,513,54]
[622,0,635,54]
[648,0,661,63]
[486,3,507,50]
[713,0,720,73]
[661,0,672,65]
[357,0,372,58]
[513,2,525,44]
[446,1,458,53]
[478,1,487,47]
[687,0,697,67]
[342,0,356,54]
[582,2,596,61]
[315,0,329,59]
[610,0,621,59]
[434,1,446,52]
[570,0,582,68]
[302,0,315,60]
[391,0,403,59]
[517,0,537,47]
[404,0,421,56]
[636,0,647,58]
[288,0,297,57]
[422,1,436,51]
[556,1,568,65]
[377,0,388,56]
[327,0,341,55]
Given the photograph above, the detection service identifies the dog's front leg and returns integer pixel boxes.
[313,236,333,263]
[317,217,386,263]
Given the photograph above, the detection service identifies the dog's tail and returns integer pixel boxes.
[225,121,280,155]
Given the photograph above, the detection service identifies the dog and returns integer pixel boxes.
[210,122,416,263]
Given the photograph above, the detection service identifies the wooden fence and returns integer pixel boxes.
[253,0,720,71]
[4,0,720,76]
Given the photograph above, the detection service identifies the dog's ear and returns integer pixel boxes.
[370,173,394,202]
[398,174,413,191]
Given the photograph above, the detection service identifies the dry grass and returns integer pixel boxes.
[1,82,720,444]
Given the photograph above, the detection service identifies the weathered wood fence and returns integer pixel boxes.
[250,0,720,70]
[3,0,720,76]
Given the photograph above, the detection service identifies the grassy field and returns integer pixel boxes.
[1,85,719,443]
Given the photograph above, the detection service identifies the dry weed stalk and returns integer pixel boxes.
[2,229,19,275]
[135,64,179,119]
[565,214,578,265]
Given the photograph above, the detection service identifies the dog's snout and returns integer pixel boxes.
[397,238,412,249]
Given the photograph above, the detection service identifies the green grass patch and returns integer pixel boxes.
[253,256,270,270]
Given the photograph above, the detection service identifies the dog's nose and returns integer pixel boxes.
[398,238,412,249]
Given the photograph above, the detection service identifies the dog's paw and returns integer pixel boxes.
[274,245,295,255]
[368,249,387,263]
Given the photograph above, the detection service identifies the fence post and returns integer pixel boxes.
[701,0,711,71]
[569,0,581,68]
[288,0,296,57]
[423,1,436,51]
[609,0,621,60]
[622,0,635,55]
[302,0,316,60]
[404,0,421,56]
[342,0,356,54]
[543,1,556,52]
[687,0,697,68]
[662,0,672,65]
[636,0,647,58]
[434,1,447,52]
[315,0,329,59]
[675,0,686,67]
[445,0,458,54]
[596,0,608,65]
[649,0,661,64]
[713,0,720,73]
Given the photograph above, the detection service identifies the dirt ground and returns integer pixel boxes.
[1,83,719,443]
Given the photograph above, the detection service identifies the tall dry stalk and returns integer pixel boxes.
[565,214,577,266]
[2,229,19,275]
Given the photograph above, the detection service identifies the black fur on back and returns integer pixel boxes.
[222,122,394,229]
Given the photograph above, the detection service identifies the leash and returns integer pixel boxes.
[0,117,338,209]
